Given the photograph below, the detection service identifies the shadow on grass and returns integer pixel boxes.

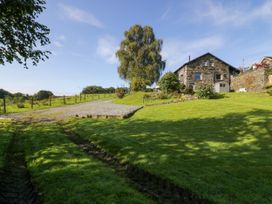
[72,109,272,204]
[22,125,150,204]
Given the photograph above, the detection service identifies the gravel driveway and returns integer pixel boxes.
[0,100,142,121]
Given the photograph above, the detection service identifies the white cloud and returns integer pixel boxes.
[96,35,119,64]
[161,35,224,67]
[60,4,104,28]
[58,35,66,41]
[196,0,272,26]
[53,41,63,48]
[161,7,171,20]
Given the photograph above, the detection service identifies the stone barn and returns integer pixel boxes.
[174,53,240,92]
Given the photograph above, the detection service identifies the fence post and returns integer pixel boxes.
[3,97,6,114]
[63,95,66,105]
[31,97,34,109]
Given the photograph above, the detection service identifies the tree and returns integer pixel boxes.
[116,25,165,91]
[81,86,104,94]
[0,88,12,99]
[0,0,50,68]
[34,90,53,100]
[158,72,181,93]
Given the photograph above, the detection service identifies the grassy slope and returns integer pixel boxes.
[22,123,152,204]
[67,93,272,204]
[114,92,174,106]
[0,94,115,115]
[0,120,13,168]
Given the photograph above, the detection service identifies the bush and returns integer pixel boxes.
[17,103,25,108]
[267,90,272,96]
[156,92,169,99]
[158,72,180,93]
[34,90,54,100]
[183,87,194,95]
[195,83,215,99]
[116,88,126,99]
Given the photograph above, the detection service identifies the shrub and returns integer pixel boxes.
[156,92,169,99]
[17,103,25,108]
[115,88,126,99]
[183,87,194,95]
[34,90,54,100]
[267,90,272,96]
[195,83,215,99]
[158,72,180,93]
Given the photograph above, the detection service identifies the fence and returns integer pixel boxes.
[0,93,115,114]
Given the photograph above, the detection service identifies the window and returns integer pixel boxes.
[194,72,202,81]
[223,74,227,78]
[220,83,226,87]
[211,62,215,67]
[215,74,221,80]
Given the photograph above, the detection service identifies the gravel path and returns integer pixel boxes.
[0,100,142,121]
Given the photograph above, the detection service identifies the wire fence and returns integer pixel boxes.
[0,93,115,114]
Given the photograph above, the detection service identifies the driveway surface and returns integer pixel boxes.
[0,100,142,121]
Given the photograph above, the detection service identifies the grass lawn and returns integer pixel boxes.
[114,92,175,106]
[0,120,13,168]
[22,123,152,204]
[0,94,115,115]
[66,92,272,204]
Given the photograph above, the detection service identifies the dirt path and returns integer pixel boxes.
[1,100,142,121]
[0,132,41,204]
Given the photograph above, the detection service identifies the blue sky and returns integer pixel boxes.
[1,0,272,95]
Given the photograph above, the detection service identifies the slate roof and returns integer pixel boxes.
[174,52,240,74]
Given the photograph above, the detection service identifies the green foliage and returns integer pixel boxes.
[115,87,126,99]
[116,24,165,90]
[34,90,54,100]
[158,72,180,93]
[0,0,51,68]
[195,83,215,99]
[81,86,115,94]
[183,87,194,95]
[70,93,272,204]
[0,88,12,99]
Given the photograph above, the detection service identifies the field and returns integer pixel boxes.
[0,93,115,114]
[0,92,272,203]
[66,92,272,203]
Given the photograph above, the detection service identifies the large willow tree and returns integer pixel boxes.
[116,25,165,91]
[0,0,50,68]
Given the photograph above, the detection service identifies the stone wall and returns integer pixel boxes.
[231,69,268,92]
[176,54,233,91]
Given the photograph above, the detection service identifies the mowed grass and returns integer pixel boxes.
[22,123,152,204]
[114,92,174,106]
[0,94,115,115]
[0,120,13,168]
[67,93,272,204]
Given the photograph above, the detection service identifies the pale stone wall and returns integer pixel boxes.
[231,69,266,92]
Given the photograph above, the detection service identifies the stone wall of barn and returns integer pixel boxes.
[230,69,272,92]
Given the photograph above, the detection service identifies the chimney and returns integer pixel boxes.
[189,55,191,62]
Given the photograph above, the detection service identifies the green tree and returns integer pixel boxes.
[116,25,165,91]
[158,72,181,93]
[0,88,12,99]
[0,0,50,68]
[34,90,53,100]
